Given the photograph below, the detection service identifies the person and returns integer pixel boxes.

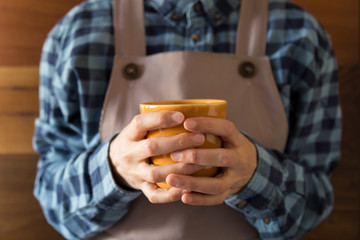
[33,0,342,239]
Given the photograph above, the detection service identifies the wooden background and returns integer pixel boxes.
[0,0,359,239]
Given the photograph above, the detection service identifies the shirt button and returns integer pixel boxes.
[194,2,203,12]
[263,217,271,224]
[191,34,201,43]
[213,12,222,21]
[237,200,247,208]
[170,13,178,21]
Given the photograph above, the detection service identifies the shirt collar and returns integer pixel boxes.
[146,0,241,27]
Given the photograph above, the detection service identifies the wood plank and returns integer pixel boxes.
[292,0,359,65]
[0,0,83,66]
[0,66,39,88]
[0,67,39,154]
[0,0,358,66]
[0,89,38,114]
[0,154,63,240]
[0,115,37,154]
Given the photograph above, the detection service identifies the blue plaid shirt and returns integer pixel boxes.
[33,0,342,239]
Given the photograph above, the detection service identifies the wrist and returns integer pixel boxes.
[108,134,137,191]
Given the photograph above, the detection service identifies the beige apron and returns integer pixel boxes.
[96,0,288,239]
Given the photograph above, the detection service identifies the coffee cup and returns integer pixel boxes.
[139,99,227,188]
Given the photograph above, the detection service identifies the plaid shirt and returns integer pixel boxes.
[33,0,342,239]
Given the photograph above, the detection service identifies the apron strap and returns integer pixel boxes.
[113,0,146,56]
[236,0,268,56]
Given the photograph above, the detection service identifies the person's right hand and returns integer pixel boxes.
[109,111,205,203]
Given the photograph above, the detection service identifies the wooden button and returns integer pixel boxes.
[194,2,203,12]
[237,200,247,208]
[191,34,201,43]
[213,12,222,21]
[263,217,271,224]
[239,62,256,78]
[170,13,179,21]
[123,63,140,80]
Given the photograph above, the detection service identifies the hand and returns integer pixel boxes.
[109,111,205,203]
[166,117,258,206]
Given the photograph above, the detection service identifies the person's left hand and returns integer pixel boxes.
[166,117,258,206]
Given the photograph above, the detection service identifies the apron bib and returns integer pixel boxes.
[96,0,288,239]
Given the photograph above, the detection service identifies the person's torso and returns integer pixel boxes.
[95,0,287,239]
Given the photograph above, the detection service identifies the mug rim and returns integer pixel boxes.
[140,99,227,107]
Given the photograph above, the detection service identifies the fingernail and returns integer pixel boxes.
[186,119,197,129]
[172,112,184,123]
[182,194,192,203]
[169,177,179,187]
[194,134,204,144]
[171,152,183,161]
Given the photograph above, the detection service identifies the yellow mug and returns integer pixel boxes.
[139,99,227,188]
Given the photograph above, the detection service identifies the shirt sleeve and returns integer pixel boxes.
[33,8,141,240]
[225,6,342,240]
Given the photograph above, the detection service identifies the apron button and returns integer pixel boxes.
[123,63,141,80]
[239,62,256,78]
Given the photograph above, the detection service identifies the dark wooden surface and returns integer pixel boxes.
[0,154,63,240]
[0,0,359,239]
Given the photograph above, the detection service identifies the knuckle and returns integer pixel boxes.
[144,139,157,156]
[219,151,231,166]
[147,167,159,183]
[155,112,168,126]
[120,153,132,164]
[177,134,187,149]
[179,164,190,175]
[132,114,143,130]
[225,121,237,134]
[188,150,198,163]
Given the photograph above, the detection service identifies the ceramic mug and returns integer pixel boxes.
[139,99,227,188]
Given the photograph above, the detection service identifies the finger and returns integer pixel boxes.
[181,191,229,206]
[124,111,185,140]
[184,118,240,145]
[141,182,183,203]
[137,163,205,184]
[166,174,229,195]
[171,148,237,168]
[130,132,205,160]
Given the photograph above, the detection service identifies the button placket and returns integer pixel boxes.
[185,2,206,49]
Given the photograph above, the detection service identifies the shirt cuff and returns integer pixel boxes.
[89,135,141,210]
[225,141,283,218]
